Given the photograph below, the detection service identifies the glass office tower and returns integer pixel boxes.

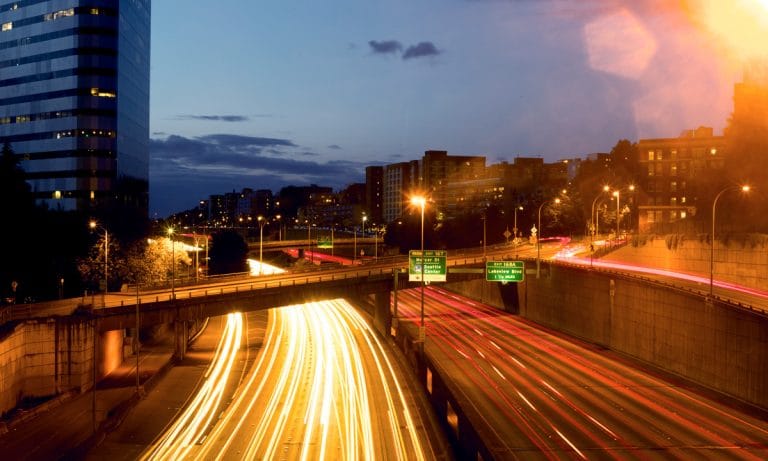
[0,0,150,216]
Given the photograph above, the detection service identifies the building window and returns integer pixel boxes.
[670,163,677,176]
[45,9,75,21]
[90,88,116,98]
[648,150,655,161]
[670,181,677,192]
[671,210,678,220]
[670,149,677,160]
[648,164,654,176]
[681,196,687,204]
[681,210,687,219]
[656,150,663,161]
[670,197,677,206]
[1,22,11,31]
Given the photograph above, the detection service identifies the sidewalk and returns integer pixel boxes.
[0,345,175,461]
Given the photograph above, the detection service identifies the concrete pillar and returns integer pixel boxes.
[373,292,392,337]
[174,321,188,360]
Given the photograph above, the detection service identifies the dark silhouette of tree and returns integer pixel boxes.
[209,230,248,275]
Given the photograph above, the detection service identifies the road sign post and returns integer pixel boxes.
[486,261,525,282]
[409,250,447,282]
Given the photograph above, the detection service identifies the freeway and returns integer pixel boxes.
[396,285,768,459]
[142,299,443,460]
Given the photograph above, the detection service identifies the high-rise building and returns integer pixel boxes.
[0,0,151,216]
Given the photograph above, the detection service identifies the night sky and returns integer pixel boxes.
[148,0,767,217]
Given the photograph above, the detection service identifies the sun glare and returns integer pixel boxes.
[692,0,768,60]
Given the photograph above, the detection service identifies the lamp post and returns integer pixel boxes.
[411,196,427,353]
[89,221,108,307]
[710,185,749,296]
[537,198,561,278]
[513,205,523,242]
[482,212,487,261]
[257,216,266,275]
[590,186,610,240]
[167,227,175,299]
[362,215,367,260]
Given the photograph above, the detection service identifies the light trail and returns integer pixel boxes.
[141,312,243,461]
[395,285,768,458]
[145,299,430,460]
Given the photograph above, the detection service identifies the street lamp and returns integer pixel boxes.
[710,185,750,296]
[482,212,487,261]
[536,198,561,278]
[410,195,427,352]
[513,205,523,242]
[257,216,266,275]
[590,186,610,240]
[362,215,367,260]
[167,227,175,299]
[611,185,635,241]
[88,221,108,306]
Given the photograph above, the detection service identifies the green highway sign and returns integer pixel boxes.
[317,236,333,249]
[409,250,447,282]
[486,260,525,282]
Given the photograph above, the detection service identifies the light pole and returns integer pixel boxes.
[710,185,749,296]
[410,196,427,353]
[257,216,265,275]
[513,205,523,242]
[590,186,610,241]
[482,212,487,261]
[89,221,108,307]
[537,198,561,278]
[362,215,367,260]
[167,227,175,299]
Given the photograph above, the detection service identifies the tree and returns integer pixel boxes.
[209,230,248,275]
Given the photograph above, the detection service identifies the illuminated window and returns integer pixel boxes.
[648,150,655,161]
[681,211,687,219]
[90,88,116,98]
[670,181,677,192]
[16,115,29,123]
[670,163,677,176]
[1,22,11,31]
[0,117,10,124]
[670,197,677,206]
[710,147,717,155]
[90,8,100,15]
[670,149,677,160]
[681,196,687,204]
[53,190,62,199]
[46,8,74,21]
[656,150,663,161]
[671,211,678,220]
[648,164,654,176]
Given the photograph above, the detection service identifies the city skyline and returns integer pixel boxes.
[149,0,767,217]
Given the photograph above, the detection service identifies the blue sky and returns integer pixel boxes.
[148,0,761,217]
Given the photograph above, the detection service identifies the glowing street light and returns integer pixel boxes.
[257,216,266,275]
[611,185,635,240]
[410,195,427,351]
[167,227,175,299]
[536,198,561,278]
[88,220,108,306]
[710,185,750,296]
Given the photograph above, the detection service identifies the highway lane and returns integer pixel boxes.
[396,286,768,459]
[143,299,440,460]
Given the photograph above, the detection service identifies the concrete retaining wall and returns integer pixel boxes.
[0,318,125,418]
[446,264,768,410]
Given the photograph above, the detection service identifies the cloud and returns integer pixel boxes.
[177,114,251,122]
[327,144,342,150]
[403,42,441,60]
[149,134,366,216]
[368,40,403,55]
